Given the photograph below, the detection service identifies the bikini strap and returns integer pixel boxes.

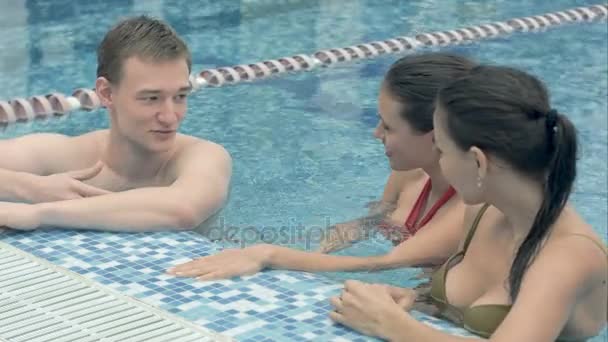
[567,233,608,257]
[462,203,491,253]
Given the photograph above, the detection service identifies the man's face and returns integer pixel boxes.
[108,56,191,152]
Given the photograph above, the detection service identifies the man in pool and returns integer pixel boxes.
[0,16,232,232]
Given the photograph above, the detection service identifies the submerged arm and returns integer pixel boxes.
[265,245,388,272]
[319,170,419,252]
[379,202,468,268]
[265,212,461,273]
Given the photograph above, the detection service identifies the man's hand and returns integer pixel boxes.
[0,202,41,231]
[22,161,111,203]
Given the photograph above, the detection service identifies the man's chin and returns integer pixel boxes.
[145,140,176,153]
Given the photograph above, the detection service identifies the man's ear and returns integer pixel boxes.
[95,77,113,108]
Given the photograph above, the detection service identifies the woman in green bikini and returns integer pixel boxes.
[329,65,607,341]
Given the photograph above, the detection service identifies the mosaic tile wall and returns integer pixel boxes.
[0,229,476,341]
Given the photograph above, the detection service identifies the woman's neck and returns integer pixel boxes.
[485,171,546,243]
[422,163,451,197]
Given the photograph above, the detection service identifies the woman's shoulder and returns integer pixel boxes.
[538,208,607,283]
[382,169,427,203]
[552,216,605,263]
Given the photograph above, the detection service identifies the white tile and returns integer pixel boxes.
[178,301,201,311]
[274,274,300,283]
[222,320,267,337]
[300,332,317,340]
[293,311,316,321]
[218,289,242,299]
[331,337,353,342]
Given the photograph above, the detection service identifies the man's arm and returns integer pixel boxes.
[0,133,86,173]
[0,169,31,202]
[0,134,58,201]
[0,133,106,203]
[28,141,231,232]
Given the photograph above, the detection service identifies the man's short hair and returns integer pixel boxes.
[97,16,192,84]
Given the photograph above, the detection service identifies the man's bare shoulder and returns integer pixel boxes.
[172,134,232,170]
[58,129,106,147]
[0,130,107,174]
[17,129,106,148]
[165,135,232,203]
[175,134,229,156]
[46,130,107,171]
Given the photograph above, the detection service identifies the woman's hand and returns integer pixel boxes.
[384,284,418,309]
[329,280,416,338]
[166,244,275,280]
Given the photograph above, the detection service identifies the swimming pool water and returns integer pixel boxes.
[0,0,606,340]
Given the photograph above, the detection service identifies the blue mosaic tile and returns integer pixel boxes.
[0,229,477,341]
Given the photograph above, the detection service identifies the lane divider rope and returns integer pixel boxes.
[1,3,606,126]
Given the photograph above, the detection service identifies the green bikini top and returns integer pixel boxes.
[429,204,606,341]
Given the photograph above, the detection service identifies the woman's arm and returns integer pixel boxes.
[168,203,472,280]
[379,201,472,268]
[168,244,390,280]
[319,170,424,253]
[329,234,606,342]
[328,280,483,342]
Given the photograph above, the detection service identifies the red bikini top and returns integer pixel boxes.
[404,178,456,235]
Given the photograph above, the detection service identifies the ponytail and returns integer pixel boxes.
[508,111,578,300]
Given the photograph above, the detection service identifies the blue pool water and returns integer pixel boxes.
[0,0,606,341]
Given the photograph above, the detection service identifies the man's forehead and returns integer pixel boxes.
[134,84,192,94]
[120,57,190,92]
[122,56,188,76]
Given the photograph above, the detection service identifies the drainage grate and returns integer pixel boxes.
[0,241,233,342]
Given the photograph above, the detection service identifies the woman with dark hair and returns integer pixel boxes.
[329,65,607,341]
[167,53,476,278]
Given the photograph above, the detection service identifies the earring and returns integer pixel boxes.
[477,176,483,188]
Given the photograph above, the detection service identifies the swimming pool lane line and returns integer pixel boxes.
[0,3,606,127]
[192,3,607,88]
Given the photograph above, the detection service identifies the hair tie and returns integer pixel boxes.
[546,109,559,133]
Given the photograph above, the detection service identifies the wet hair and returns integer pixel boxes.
[97,15,192,84]
[437,65,578,301]
[384,52,476,133]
